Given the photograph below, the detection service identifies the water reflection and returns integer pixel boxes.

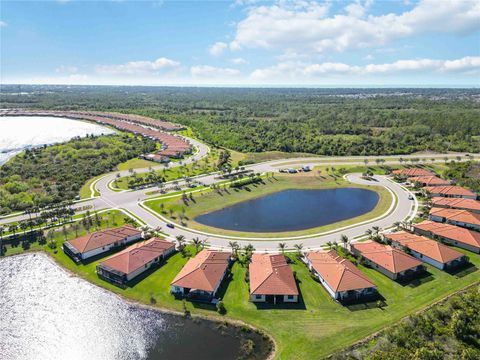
[0,254,267,360]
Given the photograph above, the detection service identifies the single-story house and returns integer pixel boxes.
[408,176,450,187]
[170,250,231,302]
[96,238,176,285]
[429,207,480,231]
[431,197,480,214]
[249,254,299,304]
[62,225,142,262]
[350,241,423,281]
[140,153,170,163]
[413,220,480,254]
[392,168,435,177]
[384,231,467,270]
[423,186,477,200]
[304,250,377,302]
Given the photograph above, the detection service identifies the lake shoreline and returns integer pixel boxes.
[2,251,276,360]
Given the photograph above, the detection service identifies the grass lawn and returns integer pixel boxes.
[144,172,392,238]
[2,209,133,257]
[116,157,156,171]
[79,174,107,198]
[25,237,480,360]
[114,151,220,190]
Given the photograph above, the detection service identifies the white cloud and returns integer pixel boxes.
[95,57,180,75]
[0,21,7,27]
[190,65,241,78]
[250,56,480,81]
[231,0,480,54]
[55,65,78,74]
[231,57,248,65]
[209,42,228,56]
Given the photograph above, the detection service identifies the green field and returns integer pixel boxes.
[36,238,480,360]
[113,151,219,190]
[144,172,393,238]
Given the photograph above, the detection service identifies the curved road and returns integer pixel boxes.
[1,127,476,251]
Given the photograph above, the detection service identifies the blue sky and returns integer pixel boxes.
[1,0,479,86]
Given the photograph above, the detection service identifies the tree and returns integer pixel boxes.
[340,234,349,249]
[192,237,202,254]
[175,235,186,251]
[228,241,240,258]
[278,242,287,254]
[293,243,303,258]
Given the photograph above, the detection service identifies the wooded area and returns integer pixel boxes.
[0,134,156,214]
[2,85,479,155]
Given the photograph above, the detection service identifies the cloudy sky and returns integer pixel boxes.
[1,0,479,86]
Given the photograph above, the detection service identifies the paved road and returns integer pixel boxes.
[1,135,476,251]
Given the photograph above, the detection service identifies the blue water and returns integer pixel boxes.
[195,188,379,232]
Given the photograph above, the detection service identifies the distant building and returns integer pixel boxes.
[423,186,477,200]
[249,254,299,304]
[62,225,142,263]
[429,207,480,231]
[350,241,423,281]
[96,238,176,285]
[304,250,377,302]
[431,197,480,214]
[385,231,467,270]
[413,220,480,254]
[408,176,450,187]
[170,250,231,302]
[140,153,170,163]
[392,168,435,177]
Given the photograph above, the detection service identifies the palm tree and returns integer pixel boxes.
[192,237,202,254]
[278,242,287,254]
[393,221,401,231]
[365,229,373,239]
[228,241,240,258]
[326,241,333,249]
[175,235,186,250]
[372,226,380,236]
[293,243,303,258]
[340,234,349,249]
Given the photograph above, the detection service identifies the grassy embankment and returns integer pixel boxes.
[144,171,393,238]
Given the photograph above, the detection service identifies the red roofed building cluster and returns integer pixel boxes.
[350,241,423,280]
[408,176,450,187]
[429,207,480,231]
[249,254,299,304]
[413,220,480,254]
[424,185,477,200]
[392,168,435,177]
[63,225,143,262]
[384,231,467,270]
[431,197,480,214]
[304,250,377,302]
[96,238,176,285]
[171,250,231,301]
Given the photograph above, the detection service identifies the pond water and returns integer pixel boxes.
[0,254,270,360]
[0,116,115,165]
[195,188,379,232]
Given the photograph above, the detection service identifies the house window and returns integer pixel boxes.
[255,294,263,300]
[287,295,294,300]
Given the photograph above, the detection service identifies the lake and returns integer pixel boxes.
[0,254,270,360]
[195,188,379,232]
[0,116,115,165]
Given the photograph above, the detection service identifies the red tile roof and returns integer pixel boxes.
[67,225,141,254]
[351,241,422,273]
[99,238,175,275]
[249,254,299,296]
[424,185,476,197]
[408,176,450,186]
[171,250,230,292]
[385,231,464,264]
[430,208,480,226]
[431,198,480,212]
[392,168,435,177]
[306,250,375,292]
[413,220,480,250]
